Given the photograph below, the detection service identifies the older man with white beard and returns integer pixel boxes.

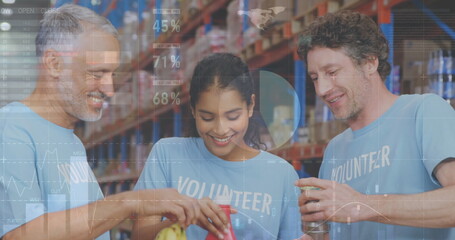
[0,4,200,240]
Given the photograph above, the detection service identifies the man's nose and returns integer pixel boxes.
[315,75,334,97]
[100,73,115,97]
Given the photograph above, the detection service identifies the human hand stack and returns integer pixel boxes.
[155,223,187,240]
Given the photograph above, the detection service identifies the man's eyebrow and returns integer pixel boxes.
[86,66,117,72]
[308,63,340,74]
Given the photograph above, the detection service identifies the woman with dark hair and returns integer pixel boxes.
[188,52,265,152]
[133,53,301,240]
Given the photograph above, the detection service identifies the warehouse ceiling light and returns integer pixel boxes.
[0,22,11,31]
[1,8,13,16]
[2,0,15,4]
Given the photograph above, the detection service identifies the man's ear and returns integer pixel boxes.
[364,56,379,75]
[248,94,256,118]
[43,49,62,78]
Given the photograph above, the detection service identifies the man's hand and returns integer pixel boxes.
[134,188,201,227]
[295,177,377,224]
[196,197,237,239]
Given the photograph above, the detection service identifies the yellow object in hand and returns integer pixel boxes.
[155,223,187,240]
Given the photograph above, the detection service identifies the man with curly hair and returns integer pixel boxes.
[295,10,455,239]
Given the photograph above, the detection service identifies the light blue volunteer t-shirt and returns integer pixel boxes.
[319,94,455,239]
[0,102,109,239]
[135,137,302,240]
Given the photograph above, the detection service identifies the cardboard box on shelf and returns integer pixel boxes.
[268,105,294,149]
[317,122,327,143]
[307,104,348,143]
[311,120,347,143]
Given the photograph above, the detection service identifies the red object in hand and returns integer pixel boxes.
[206,195,236,240]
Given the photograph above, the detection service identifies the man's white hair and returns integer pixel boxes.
[35,3,118,56]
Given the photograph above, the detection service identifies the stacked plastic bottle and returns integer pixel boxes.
[428,49,454,100]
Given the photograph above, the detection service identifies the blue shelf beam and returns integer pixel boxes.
[293,57,306,142]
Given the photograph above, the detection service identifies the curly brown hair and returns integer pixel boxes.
[297,10,391,80]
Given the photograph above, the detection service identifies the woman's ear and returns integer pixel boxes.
[248,94,256,118]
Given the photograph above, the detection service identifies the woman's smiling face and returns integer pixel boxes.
[193,86,254,161]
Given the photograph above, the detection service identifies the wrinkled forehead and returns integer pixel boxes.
[85,50,120,65]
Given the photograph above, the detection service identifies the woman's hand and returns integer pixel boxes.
[196,197,237,239]
[134,188,201,227]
